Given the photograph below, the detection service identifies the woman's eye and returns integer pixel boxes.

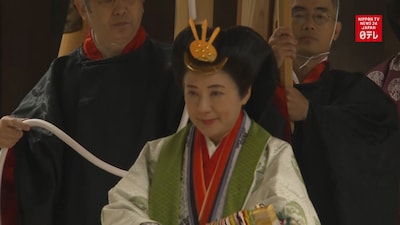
[186,91,197,97]
[98,0,113,4]
[210,91,223,97]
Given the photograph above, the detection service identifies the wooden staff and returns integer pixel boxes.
[274,0,295,132]
[273,0,293,88]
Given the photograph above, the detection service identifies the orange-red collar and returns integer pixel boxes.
[82,26,146,60]
[301,61,328,84]
[193,111,244,225]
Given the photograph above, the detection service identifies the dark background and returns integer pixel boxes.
[1,0,399,115]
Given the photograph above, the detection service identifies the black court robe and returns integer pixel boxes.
[12,38,183,225]
[9,36,281,225]
[292,67,400,225]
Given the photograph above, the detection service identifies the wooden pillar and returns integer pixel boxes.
[58,21,89,56]
[236,0,275,40]
[174,0,215,37]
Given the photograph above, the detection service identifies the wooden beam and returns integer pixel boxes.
[174,0,214,37]
[236,0,274,40]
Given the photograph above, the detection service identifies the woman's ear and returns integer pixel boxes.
[241,86,252,105]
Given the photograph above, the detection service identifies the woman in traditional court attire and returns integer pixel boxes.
[101,21,320,225]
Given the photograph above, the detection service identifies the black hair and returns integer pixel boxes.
[172,25,278,99]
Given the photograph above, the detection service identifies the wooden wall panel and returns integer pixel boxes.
[237,0,274,40]
[174,0,215,37]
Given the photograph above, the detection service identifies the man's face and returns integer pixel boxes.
[291,0,341,57]
[78,0,144,47]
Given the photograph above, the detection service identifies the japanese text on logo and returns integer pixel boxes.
[355,15,382,42]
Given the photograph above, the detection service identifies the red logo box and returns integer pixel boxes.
[355,15,382,42]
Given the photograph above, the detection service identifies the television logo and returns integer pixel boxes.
[355,15,382,42]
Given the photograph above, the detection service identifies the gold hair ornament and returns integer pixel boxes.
[189,19,219,62]
[185,19,228,73]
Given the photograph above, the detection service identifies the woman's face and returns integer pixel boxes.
[184,70,250,144]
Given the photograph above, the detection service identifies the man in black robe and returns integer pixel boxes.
[0,0,280,224]
[269,0,400,224]
[0,0,182,224]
